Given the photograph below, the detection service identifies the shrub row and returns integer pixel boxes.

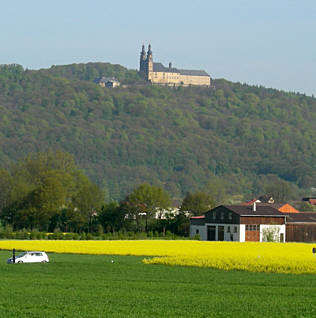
[0,229,194,241]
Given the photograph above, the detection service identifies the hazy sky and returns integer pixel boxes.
[1,0,315,95]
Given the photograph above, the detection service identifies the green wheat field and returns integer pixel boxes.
[0,251,315,317]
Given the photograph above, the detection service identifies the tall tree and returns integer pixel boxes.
[98,202,126,232]
[180,192,215,216]
[122,183,171,231]
[71,179,104,232]
[0,150,104,231]
[264,179,295,203]
[206,176,227,206]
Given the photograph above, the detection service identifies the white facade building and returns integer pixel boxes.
[190,205,287,242]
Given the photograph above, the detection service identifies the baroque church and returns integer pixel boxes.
[139,44,211,87]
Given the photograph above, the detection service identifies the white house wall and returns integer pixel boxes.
[260,224,286,242]
[190,223,285,242]
[239,224,245,242]
[190,224,244,242]
[190,225,207,241]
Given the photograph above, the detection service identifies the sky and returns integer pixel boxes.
[0,0,315,95]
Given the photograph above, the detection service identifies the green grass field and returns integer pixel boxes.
[0,251,315,317]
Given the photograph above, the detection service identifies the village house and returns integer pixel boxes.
[302,197,316,205]
[190,203,287,242]
[94,77,120,88]
[190,202,316,243]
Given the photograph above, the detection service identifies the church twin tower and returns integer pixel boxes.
[139,44,153,81]
[139,44,211,87]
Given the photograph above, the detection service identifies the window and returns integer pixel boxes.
[234,226,238,233]
[246,224,259,231]
[196,229,199,234]
[227,226,231,233]
[212,212,216,220]
[229,212,232,220]
[220,212,224,220]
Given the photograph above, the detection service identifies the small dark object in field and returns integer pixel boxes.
[313,247,316,254]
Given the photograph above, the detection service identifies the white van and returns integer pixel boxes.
[7,251,49,264]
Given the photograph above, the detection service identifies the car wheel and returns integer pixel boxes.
[41,260,47,263]
[17,261,23,263]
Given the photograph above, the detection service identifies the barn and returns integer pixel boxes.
[285,213,316,242]
[190,204,316,242]
[190,204,286,242]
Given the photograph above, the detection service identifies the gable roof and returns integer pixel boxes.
[286,212,316,223]
[179,69,210,76]
[152,62,209,77]
[153,63,178,73]
[243,202,299,213]
[216,205,286,217]
[256,203,299,213]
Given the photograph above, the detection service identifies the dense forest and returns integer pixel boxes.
[0,63,316,201]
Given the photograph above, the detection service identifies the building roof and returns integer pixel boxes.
[152,62,209,77]
[94,76,119,83]
[153,63,178,73]
[256,203,300,213]
[221,205,286,217]
[286,212,316,223]
[178,69,210,76]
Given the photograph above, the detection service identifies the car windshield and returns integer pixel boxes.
[16,252,27,258]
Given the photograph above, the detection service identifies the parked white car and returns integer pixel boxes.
[7,251,49,264]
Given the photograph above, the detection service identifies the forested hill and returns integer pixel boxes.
[0,63,316,200]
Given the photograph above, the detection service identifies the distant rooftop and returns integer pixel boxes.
[94,76,119,83]
[153,62,209,77]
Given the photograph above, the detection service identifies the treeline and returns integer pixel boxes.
[0,151,191,236]
[0,150,305,237]
[0,63,316,201]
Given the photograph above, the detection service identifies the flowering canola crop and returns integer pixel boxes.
[0,240,315,274]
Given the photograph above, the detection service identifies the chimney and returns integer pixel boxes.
[253,202,256,212]
[169,62,172,69]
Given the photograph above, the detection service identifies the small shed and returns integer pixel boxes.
[286,213,316,242]
[94,77,120,88]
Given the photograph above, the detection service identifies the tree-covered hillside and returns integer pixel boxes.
[0,63,316,200]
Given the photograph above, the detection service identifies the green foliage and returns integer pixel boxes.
[299,201,316,212]
[264,179,296,203]
[122,183,171,231]
[98,202,126,232]
[0,150,104,232]
[0,63,315,202]
[180,192,215,215]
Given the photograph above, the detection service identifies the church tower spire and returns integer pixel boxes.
[139,44,147,77]
[146,44,153,81]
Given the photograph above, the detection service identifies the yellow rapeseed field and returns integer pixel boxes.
[0,240,315,274]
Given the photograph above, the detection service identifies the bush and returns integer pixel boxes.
[80,232,87,240]
[86,233,93,240]
[72,233,80,240]
[3,225,14,239]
